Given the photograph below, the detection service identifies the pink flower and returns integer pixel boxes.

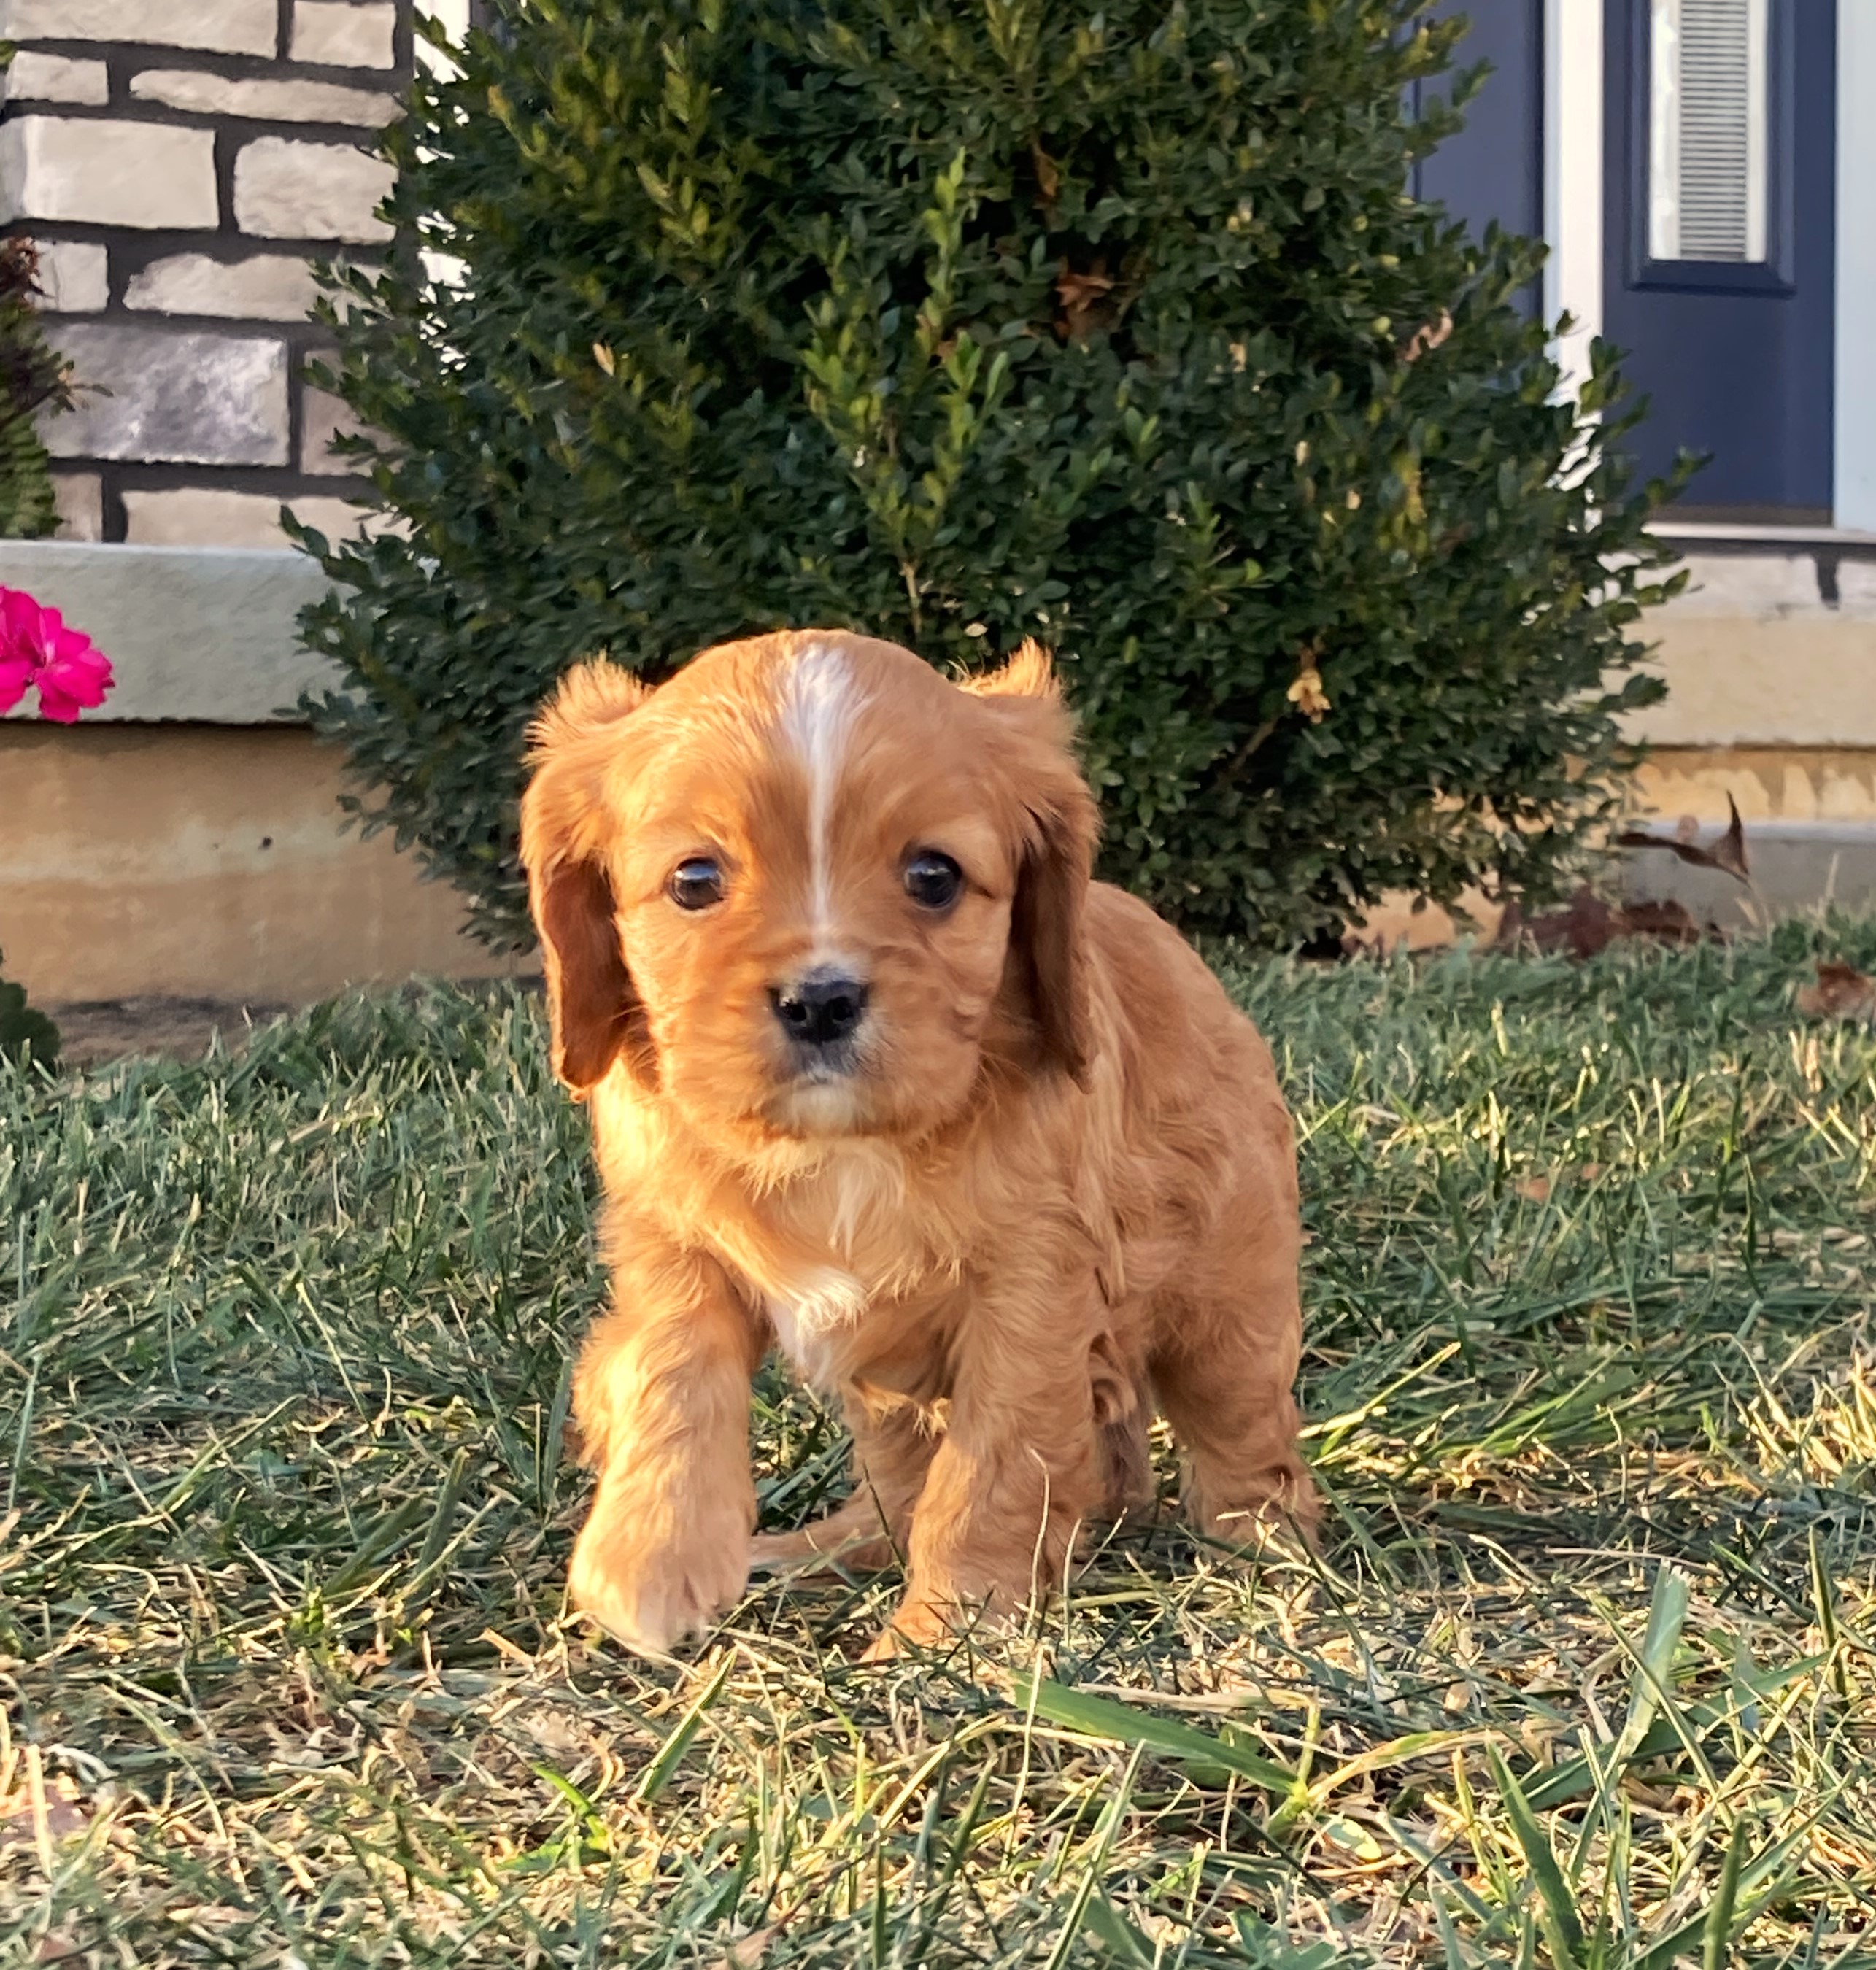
[0,585,112,722]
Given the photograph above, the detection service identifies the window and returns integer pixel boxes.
[1648,0,1770,263]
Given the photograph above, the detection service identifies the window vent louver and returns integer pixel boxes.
[1649,0,1769,263]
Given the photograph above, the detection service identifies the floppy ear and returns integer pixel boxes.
[519,661,651,1096]
[970,641,1100,1086]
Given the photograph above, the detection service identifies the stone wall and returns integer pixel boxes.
[0,0,412,548]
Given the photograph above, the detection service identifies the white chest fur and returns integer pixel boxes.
[763,1291,850,1388]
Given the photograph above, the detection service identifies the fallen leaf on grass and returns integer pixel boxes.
[1617,794,1750,881]
[1492,890,1705,959]
[1513,1176,1552,1203]
[1796,961,1876,1022]
[721,1930,776,1968]
[0,1773,90,1852]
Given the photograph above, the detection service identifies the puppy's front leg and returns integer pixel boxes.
[878,1297,1103,1653]
[567,1240,761,1654]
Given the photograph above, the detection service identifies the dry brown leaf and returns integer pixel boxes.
[721,1928,778,1967]
[1286,654,1331,722]
[1401,311,1453,362]
[1054,260,1116,341]
[0,1769,90,1853]
[1492,890,1705,960]
[1795,960,1876,1022]
[1616,793,1750,883]
[1513,1175,1551,1204]
[1030,139,1061,209]
[1616,899,1706,946]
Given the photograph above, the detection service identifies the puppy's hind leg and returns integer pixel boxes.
[1151,1275,1317,1550]
[1090,1328,1155,1530]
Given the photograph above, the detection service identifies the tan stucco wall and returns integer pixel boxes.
[1630,620,1876,749]
[0,723,521,1003]
[1625,548,1876,750]
[1635,746,1876,824]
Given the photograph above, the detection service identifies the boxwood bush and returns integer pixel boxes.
[298,0,1681,953]
[0,235,72,541]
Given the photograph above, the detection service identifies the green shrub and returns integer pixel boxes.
[299,0,1682,953]
[0,233,74,541]
[0,947,59,1070]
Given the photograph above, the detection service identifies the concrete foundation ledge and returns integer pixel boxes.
[1623,819,1876,927]
[0,722,517,1003]
[0,538,339,723]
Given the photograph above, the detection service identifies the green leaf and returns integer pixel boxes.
[1018,1672,1299,1796]
[1486,1745,1585,1970]
[633,1655,732,1804]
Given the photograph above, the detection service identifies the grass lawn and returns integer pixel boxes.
[3,923,1875,1968]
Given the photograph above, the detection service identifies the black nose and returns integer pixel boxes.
[771,971,869,1048]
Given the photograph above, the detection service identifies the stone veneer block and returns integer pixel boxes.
[0,118,218,231]
[1,51,109,104]
[50,471,101,542]
[0,539,336,722]
[234,138,395,243]
[33,238,108,313]
[123,487,379,549]
[125,252,321,322]
[131,69,402,126]
[1838,561,1876,619]
[300,379,368,474]
[290,1,398,69]
[122,487,293,549]
[1670,552,1828,619]
[0,0,277,53]
[45,325,290,466]
[290,494,385,542]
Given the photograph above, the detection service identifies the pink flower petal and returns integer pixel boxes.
[34,683,83,722]
[0,586,114,717]
[39,646,112,709]
[0,589,42,663]
[0,655,34,714]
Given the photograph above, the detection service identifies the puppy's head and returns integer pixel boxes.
[519,630,1097,1143]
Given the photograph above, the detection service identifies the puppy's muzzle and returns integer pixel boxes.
[771,967,869,1062]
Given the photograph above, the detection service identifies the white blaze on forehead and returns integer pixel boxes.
[775,641,862,940]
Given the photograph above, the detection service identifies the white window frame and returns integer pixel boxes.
[1838,1,1876,531]
[1544,0,1604,400]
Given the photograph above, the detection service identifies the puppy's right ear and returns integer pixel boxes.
[520,662,651,1096]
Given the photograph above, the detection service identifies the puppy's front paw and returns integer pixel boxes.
[568,1488,752,1656]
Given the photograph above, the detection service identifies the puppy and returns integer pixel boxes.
[520,628,1315,1656]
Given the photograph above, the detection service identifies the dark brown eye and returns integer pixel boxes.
[904,850,962,911]
[668,857,725,910]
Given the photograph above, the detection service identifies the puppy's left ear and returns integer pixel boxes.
[969,641,1100,1087]
[520,662,652,1096]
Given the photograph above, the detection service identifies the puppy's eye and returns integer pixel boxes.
[904,850,963,912]
[668,857,725,911]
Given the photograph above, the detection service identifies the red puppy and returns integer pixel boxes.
[520,629,1314,1655]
